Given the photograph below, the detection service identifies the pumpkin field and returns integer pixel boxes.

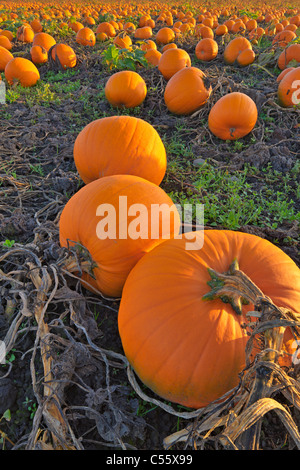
[0,0,300,452]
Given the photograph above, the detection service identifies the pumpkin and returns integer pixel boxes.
[32,32,56,51]
[5,57,40,87]
[30,45,48,65]
[0,30,14,42]
[118,230,300,409]
[0,45,13,71]
[144,48,162,66]
[277,67,300,107]
[162,42,177,52]
[123,22,136,33]
[68,21,84,33]
[215,24,228,36]
[224,37,252,64]
[155,27,175,44]
[236,48,255,66]
[30,19,43,33]
[51,43,77,69]
[0,35,12,51]
[73,115,167,186]
[158,48,191,80]
[195,38,218,61]
[97,32,108,42]
[164,66,212,115]
[59,174,181,298]
[76,27,96,46]
[272,30,297,47]
[277,44,300,70]
[96,22,116,38]
[208,92,258,140]
[113,32,132,49]
[105,70,147,108]
[140,39,157,51]
[16,25,34,43]
[276,67,295,82]
[196,25,214,39]
[134,26,153,40]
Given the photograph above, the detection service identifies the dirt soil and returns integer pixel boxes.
[0,31,300,451]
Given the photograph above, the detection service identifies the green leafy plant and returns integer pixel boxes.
[101,44,148,71]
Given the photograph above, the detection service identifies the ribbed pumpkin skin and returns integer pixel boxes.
[164,66,212,115]
[73,116,167,186]
[59,175,181,298]
[118,230,300,409]
[208,92,257,140]
[105,71,147,108]
[32,32,56,51]
[5,57,40,87]
[277,67,300,107]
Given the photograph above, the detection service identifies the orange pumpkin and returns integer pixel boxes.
[224,37,253,64]
[0,45,13,71]
[105,70,147,108]
[272,29,297,47]
[96,22,116,37]
[277,44,300,70]
[76,27,96,46]
[155,27,175,44]
[0,35,12,51]
[73,115,167,186]
[195,38,218,61]
[144,48,162,66]
[276,67,295,82]
[208,92,258,140]
[59,174,181,298]
[118,230,300,408]
[164,66,212,115]
[51,43,77,69]
[113,33,132,49]
[158,48,191,80]
[134,26,153,40]
[30,45,48,65]
[32,32,56,51]
[16,25,34,43]
[277,67,300,107]
[215,24,228,36]
[236,48,255,66]
[5,57,40,87]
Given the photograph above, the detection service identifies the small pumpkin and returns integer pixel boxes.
[164,66,212,115]
[50,43,77,69]
[105,70,147,108]
[76,27,96,46]
[5,57,40,87]
[30,45,48,65]
[59,174,181,298]
[118,230,300,408]
[224,37,252,64]
[208,92,258,140]
[96,22,116,38]
[134,26,153,40]
[236,48,255,66]
[144,48,162,66]
[155,27,175,45]
[16,25,34,43]
[73,115,167,186]
[158,48,191,80]
[113,32,132,49]
[195,38,218,61]
[0,35,12,51]
[32,32,56,51]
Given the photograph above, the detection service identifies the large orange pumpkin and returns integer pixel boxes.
[104,70,147,108]
[208,92,258,140]
[73,115,167,186]
[76,27,96,46]
[32,32,56,51]
[164,66,212,115]
[51,43,77,69]
[0,45,13,71]
[59,175,181,298]
[118,230,300,408]
[195,38,218,61]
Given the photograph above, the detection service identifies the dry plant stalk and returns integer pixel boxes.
[161,259,300,450]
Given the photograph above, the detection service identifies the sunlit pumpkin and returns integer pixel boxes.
[59,174,181,298]
[105,70,147,108]
[158,47,191,80]
[277,67,300,107]
[208,92,258,140]
[118,230,300,408]
[5,57,40,87]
